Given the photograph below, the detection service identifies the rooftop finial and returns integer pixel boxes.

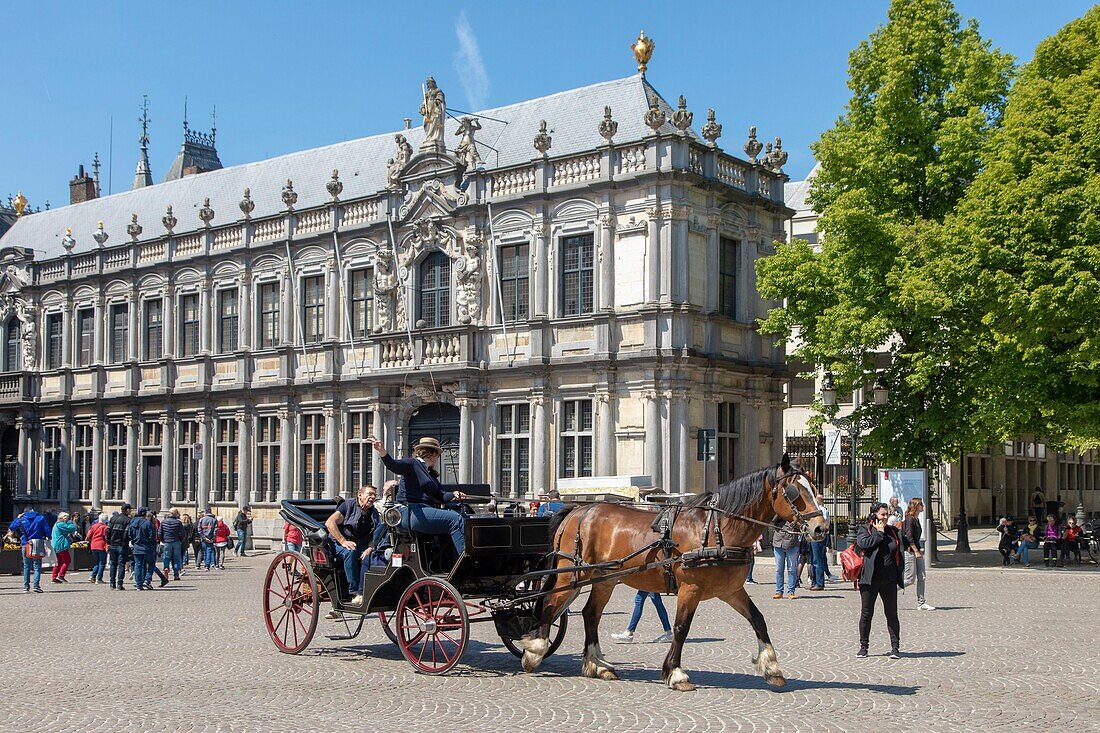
[13,191,27,217]
[183,95,189,134]
[133,95,154,189]
[211,105,216,144]
[92,152,102,196]
[631,30,655,77]
[140,95,150,150]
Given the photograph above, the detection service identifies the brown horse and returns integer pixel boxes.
[517,454,829,691]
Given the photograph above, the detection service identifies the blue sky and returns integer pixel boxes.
[2,0,1095,210]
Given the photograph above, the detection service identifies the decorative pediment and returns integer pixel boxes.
[398,178,468,223]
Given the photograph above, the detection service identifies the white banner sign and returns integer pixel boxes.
[824,429,842,466]
[878,468,930,550]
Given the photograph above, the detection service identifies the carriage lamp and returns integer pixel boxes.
[872,373,890,405]
[820,371,837,407]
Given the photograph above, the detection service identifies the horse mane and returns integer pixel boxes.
[709,466,775,515]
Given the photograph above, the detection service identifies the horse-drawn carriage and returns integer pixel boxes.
[262,489,568,674]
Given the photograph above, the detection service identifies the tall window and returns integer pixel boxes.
[498,403,530,497]
[218,289,239,353]
[499,243,529,322]
[42,426,61,501]
[4,318,19,371]
[419,251,450,328]
[561,234,594,316]
[301,275,325,344]
[216,418,239,503]
[142,421,163,449]
[347,411,374,492]
[350,268,374,338]
[179,293,200,357]
[301,414,326,499]
[77,308,94,366]
[107,423,126,501]
[74,424,93,500]
[716,402,740,484]
[259,282,280,349]
[109,303,128,363]
[46,313,63,369]
[719,237,739,319]
[177,420,199,503]
[560,399,593,479]
[143,299,163,361]
[256,415,281,504]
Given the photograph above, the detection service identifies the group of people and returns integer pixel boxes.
[997,513,1087,567]
[6,503,255,593]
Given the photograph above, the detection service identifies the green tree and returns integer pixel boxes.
[947,6,1100,447]
[757,0,1014,467]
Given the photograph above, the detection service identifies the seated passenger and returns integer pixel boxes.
[537,489,566,517]
[371,436,468,556]
[325,485,379,607]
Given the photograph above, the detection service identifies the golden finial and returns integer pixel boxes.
[13,191,28,217]
[631,30,655,77]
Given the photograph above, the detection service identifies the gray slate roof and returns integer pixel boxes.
[783,161,820,213]
[5,75,692,260]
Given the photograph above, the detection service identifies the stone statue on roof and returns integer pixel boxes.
[419,77,446,153]
[387,134,414,188]
[454,117,483,170]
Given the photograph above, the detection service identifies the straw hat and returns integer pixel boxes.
[413,437,442,453]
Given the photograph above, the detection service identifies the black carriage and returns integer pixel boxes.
[262,491,568,674]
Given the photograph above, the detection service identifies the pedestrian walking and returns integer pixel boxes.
[10,505,50,593]
[809,533,828,591]
[233,506,253,557]
[87,513,109,584]
[179,514,195,568]
[197,509,218,570]
[106,505,133,590]
[50,512,79,583]
[127,508,158,590]
[855,502,905,659]
[214,516,231,569]
[772,518,800,599]
[283,520,304,553]
[159,509,185,580]
[901,498,935,610]
[746,534,763,583]
[611,590,674,643]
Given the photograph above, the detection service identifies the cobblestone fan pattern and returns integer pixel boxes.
[1,559,1097,732]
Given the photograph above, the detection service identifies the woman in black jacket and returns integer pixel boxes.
[855,502,908,659]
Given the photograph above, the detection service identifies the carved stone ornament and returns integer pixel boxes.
[533,119,552,157]
[455,228,483,325]
[743,126,763,163]
[127,213,143,242]
[239,188,255,219]
[198,198,215,226]
[162,205,177,234]
[419,76,446,153]
[598,105,618,143]
[372,246,401,334]
[92,220,109,247]
[672,96,693,134]
[701,108,722,147]
[281,179,297,210]
[764,136,788,172]
[643,94,666,134]
[14,300,38,370]
[62,227,76,253]
[454,117,483,171]
[387,134,414,189]
[326,169,343,200]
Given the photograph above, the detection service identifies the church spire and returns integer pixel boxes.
[132,95,153,190]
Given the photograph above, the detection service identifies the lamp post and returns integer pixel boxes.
[821,371,889,545]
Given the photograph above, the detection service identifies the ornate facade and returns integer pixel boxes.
[0,69,792,541]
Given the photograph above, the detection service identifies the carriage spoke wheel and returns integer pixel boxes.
[396,578,469,674]
[502,610,569,659]
[262,551,319,654]
[378,611,399,645]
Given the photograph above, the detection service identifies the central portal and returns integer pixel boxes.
[407,402,461,485]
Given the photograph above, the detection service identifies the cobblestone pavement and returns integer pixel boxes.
[1,551,1097,733]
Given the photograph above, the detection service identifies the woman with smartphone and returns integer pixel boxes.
[854,502,907,659]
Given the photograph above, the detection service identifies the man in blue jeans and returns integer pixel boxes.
[325,485,381,607]
[772,518,801,599]
[10,506,51,593]
[809,538,829,590]
[106,505,133,590]
[158,508,186,580]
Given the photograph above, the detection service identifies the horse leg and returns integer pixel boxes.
[580,582,619,680]
[722,586,787,687]
[661,585,702,692]
[518,588,579,673]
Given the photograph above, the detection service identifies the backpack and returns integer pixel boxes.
[839,543,864,589]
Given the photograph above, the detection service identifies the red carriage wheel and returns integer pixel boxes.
[378,611,399,645]
[396,578,469,674]
[262,551,319,654]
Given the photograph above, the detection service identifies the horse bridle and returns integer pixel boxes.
[771,466,826,528]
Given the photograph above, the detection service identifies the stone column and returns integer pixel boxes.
[324,404,338,499]
[530,393,549,495]
[704,214,720,313]
[92,295,104,364]
[457,397,472,484]
[199,281,212,354]
[325,257,340,341]
[372,407,387,490]
[15,415,28,496]
[59,419,71,510]
[197,410,211,510]
[596,391,616,476]
[162,285,176,357]
[89,416,103,508]
[743,399,761,479]
[532,223,549,318]
[280,267,295,347]
[127,291,138,361]
[471,399,486,484]
[239,272,252,351]
[278,406,294,500]
[124,413,138,506]
[644,390,663,489]
[646,206,663,303]
[237,409,252,507]
[160,413,175,506]
[61,301,73,368]
[598,214,615,310]
[673,392,691,494]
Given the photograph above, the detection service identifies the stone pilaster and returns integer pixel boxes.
[324,404,338,499]
[236,409,252,508]
[644,389,663,489]
[598,213,615,310]
[124,413,138,506]
[278,406,294,500]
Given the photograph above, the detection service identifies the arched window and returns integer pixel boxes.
[3,318,20,372]
[419,251,450,328]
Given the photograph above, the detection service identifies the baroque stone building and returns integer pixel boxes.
[0,60,792,539]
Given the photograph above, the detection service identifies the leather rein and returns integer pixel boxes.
[703,466,825,536]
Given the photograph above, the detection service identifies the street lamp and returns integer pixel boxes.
[821,370,888,545]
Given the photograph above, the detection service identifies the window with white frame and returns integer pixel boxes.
[716,402,740,484]
[77,308,94,366]
[499,243,529,322]
[259,282,280,349]
[559,399,593,479]
[419,252,450,328]
[350,268,373,339]
[109,302,128,363]
[218,289,239,353]
[560,234,594,317]
[256,415,280,504]
[143,298,163,361]
[347,410,374,492]
[74,424,93,501]
[498,403,530,497]
[177,420,199,503]
[301,275,325,344]
[216,418,239,503]
[42,426,61,501]
[106,422,126,500]
[179,293,200,357]
[301,413,326,499]
[46,313,63,369]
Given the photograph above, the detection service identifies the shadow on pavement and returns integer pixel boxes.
[622,667,921,695]
[897,650,964,658]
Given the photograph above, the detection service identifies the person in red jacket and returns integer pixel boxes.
[283,521,304,553]
[214,517,232,569]
[86,513,109,584]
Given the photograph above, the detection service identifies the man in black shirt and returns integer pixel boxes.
[325,486,380,607]
[106,504,133,591]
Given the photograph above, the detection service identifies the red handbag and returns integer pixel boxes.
[839,543,864,589]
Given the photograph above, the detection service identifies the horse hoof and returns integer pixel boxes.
[672,681,696,692]
[598,668,619,681]
[765,674,787,688]
[521,652,543,673]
